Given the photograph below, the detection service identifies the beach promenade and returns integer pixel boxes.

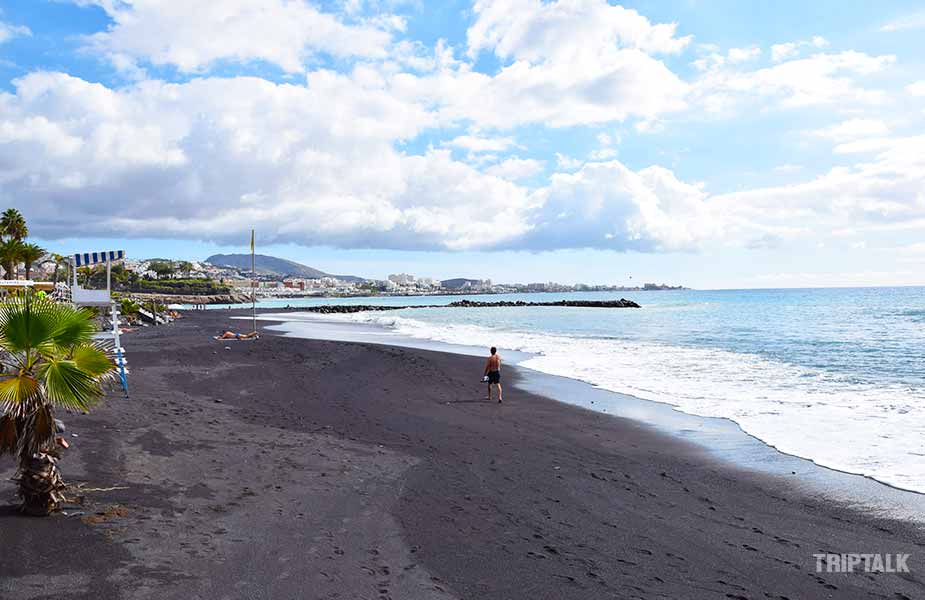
[2,310,923,599]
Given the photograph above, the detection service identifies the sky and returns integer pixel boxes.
[0,0,923,288]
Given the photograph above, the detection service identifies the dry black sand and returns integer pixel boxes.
[2,310,924,599]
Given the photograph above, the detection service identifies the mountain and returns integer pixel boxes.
[204,254,365,282]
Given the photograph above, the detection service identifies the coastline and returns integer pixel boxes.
[258,308,925,514]
[2,310,924,599]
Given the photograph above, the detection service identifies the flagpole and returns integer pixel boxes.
[251,229,256,334]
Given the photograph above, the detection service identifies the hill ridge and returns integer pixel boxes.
[204,254,364,282]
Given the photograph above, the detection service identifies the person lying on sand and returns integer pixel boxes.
[216,330,259,340]
[484,346,502,403]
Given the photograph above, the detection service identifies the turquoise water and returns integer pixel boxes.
[205,288,925,491]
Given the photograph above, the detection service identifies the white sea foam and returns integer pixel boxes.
[304,311,925,494]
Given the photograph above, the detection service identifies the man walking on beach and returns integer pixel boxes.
[484,346,502,403]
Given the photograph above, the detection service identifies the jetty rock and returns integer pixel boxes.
[304,304,401,314]
[446,299,641,309]
[294,298,641,314]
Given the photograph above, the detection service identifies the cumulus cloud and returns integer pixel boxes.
[0,71,535,250]
[555,153,583,171]
[809,118,890,142]
[408,0,693,128]
[589,148,618,160]
[444,134,517,152]
[80,0,396,73]
[485,157,544,180]
[2,2,921,261]
[908,81,925,96]
[880,12,925,32]
[712,135,925,235]
[0,20,31,44]
[516,161,719,251]
[0,68,723,254]
[770,36,828,63]
[694,50,895,112]
[467,0,691,60]
[727,46,761,64]
[2,68,923,255]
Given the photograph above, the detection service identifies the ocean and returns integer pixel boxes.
[205,287,925,493]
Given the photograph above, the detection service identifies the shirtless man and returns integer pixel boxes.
[484,346,502,403]
[218,330,259,340]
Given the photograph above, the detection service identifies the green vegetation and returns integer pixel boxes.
[0,208,28,241]
[124,278,231,295]
[76,262,229,296]
[147,260,176,279]
[355,281,381,295]
[21,243,45,280]
[0,209,45,280]
[119,297,142,319]
[0,292,117,516]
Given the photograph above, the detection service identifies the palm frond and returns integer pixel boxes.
[0,373,40,408]
[0,294,97,357]
[49,306,97,349]
[70,345,116,379]
[0,294,55,355]
[37,359,104,412]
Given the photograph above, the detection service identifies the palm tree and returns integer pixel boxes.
[0,208,28,241]
[0,292,116,515]
[0,238,24,279]
[20,243,45,280]
[50,253,69,284]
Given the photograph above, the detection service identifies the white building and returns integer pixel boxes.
[388,273,416,286]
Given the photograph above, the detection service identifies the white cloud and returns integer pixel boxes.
[880,12,925,32]
[0,20,31,44]
[517,161,718,251]
[694,50,895,112]
[3,4,923,261]
[713,134,925,237]
[3,69,923,255]
[403,47,689,129]
[0,70,721,254]
[411,0,692,128]
[485,156,544,180]
[908,81,925,96]
[466,0,691,60]
[0,71,536,250]
[589,148,618,160]
[81,0,395,73]
[727,46,761,64]
[810,118,890,142]
[770,43,798,63]
[770,36,829,62]
[444,134,516,152]
[555,153,582,171]
[811,36,829,48]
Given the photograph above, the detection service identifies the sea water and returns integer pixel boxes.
[237,288,925,493]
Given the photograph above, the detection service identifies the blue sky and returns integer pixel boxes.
[1,1,924,288]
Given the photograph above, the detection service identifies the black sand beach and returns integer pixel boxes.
[2,310,924,599]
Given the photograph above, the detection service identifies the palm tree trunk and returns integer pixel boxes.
[16,452,66,516]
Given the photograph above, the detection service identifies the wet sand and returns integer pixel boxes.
[2,310,924,599]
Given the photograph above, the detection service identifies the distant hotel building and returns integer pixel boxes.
[388,273,416,285]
